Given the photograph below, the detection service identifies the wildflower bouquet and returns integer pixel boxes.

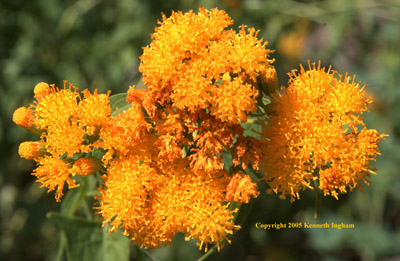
[13,8,386,260]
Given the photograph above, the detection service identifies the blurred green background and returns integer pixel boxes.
[1,0,399,260]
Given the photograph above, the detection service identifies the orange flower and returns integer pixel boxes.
[261,61,387,201]
[95,153,169,248]
[96,153,239,251]
[210,74,258,123]
[98,103,152,163]
[78,89,112,136]
[16,81,114,200]
[233,136,264,170]
[226,172,259,204]
[139,8,274,124]
[44,122,88,157]
[126,85,147,104]
[154,107,191,161]
[34,81,79,129]
[189,117,235,174]
[33,156,79,201]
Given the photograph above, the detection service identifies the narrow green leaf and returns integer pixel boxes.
[262,96,271,106]
[109,93,131,117]
[60,180,87,217]
[233,199,256,226]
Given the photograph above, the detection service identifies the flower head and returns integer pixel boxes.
[226,172,259,204]
[139,8,274,124]
[96,154,239,251]
[33,156,78,201]
[261,61,387,201]
[34,81,80,129]
[78,89,111,135]
[98,103,152,163]
[16,81,113,200]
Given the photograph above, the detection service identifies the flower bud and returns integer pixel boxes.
[34,82,51,101]
[13,107,34,128]
[13,107,42,135]
[260,66,279,95]
[70,157,102,177]
[18,141,46,160]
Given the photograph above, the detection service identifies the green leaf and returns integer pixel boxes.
[109,93,131,117]
[240,119,262,139]
[182,145,189,158]
[262,96,271,106]
[233,198,256,226]
[48,212,130,261]
[91,147,105,160]
[61,179,88,217]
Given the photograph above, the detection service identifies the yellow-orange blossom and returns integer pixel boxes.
[261,61,387,201]
[97,7,266,251]
[13,7,386,254]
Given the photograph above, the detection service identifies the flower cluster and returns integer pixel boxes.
[95,7,268,251]
[14,8,266,252]
[13,8,386,253]
[261,61,387,201]
[13,81,109,201]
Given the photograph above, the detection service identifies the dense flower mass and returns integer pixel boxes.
[15,8,271,252]
[139,8,273,125]
[261,61,387,201]
[14,8,386,255]
[95,7,271,250]
[16,81,113,201]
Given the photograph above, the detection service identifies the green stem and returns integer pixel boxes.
[314,185,322,219]
[313,168,322,219]
[196,245,218,261]
[56,231,67,261]
[82,198,93,220]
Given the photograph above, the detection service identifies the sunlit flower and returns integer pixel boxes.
[139,8,274,124]
[96,153,239,251]
[44,122,88,157]
[226,172,259,204]
[33,156,78,201]
[34,81,79,129]
[95,153,169,249]
[78,89,112,136]
[98,103,152,163]
[261,61,387,201]
[33,82,112,157]
[16,82,114,200]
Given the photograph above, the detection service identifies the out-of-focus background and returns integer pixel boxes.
[1,0,399,260]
